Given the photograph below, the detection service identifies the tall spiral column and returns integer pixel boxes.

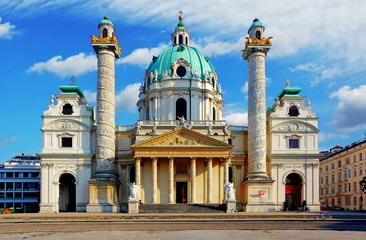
[87,17,121,213]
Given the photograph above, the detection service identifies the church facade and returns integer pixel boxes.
[39,15,320,213]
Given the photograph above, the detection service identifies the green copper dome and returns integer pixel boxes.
[147,45,215,80]
[99,16,114,27]
[248,18,264,33]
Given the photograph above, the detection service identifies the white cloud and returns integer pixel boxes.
[83,90,97,103]
[318,132,349,143]
[115,83,141,112]
[0,17,17,39]
[290,62,324,73]
[191,37,245,57]
[330,85,366,130]
[117,43,169,67]
[28,53,97,78]
[241,82,248,94]
[223,113,248,126]
[0,136,18,146]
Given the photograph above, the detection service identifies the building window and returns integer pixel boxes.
[176,66,186,77]
[6,172,13,178]
[179,35,183,45]
[331,174,335,183]
[338,172,342,181]
[354,168,357,177]
[62,104,73,115]
[326,188,329,195]
[325,176,329,184]
[338,185,342,193]
[354,197,357,206]
[320,177,323,184]
[331,186,335,194]
[338,160,342,168]
[354,182,357,191]
[102,28,108,38]
[331,163,335,170]
[61,137,72,148]
[176,98,187,120]
[360,168,363,176]
[255,30,261,39]
[348,169,351,178]
[360,153,363,161]
[345,197,350,206]
[288,106,299,117]
[212,77,215,89]
[344,170,347,179]
[289,139,299,148]
[320,167,322,172]
[325,165,329,172]
[212,107,216,121]
[348,183,351,191]
[344,183,347,192]
[346,158,350,164]
[353,155,356,163]
[338,198,342,206]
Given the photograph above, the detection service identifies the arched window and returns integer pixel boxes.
[255,30,261,39]
[212,107,216,121]
[185,37,188,44]
[174,36,177,45]
[288,106,299,117]
[103,28,108,38]
[212,77,215,88]
[179,35,183,45]
[62,104,73,115]
[176,98,187,120]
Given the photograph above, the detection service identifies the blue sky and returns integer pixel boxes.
[1,0,366,162]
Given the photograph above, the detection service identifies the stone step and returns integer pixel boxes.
[139,204,226,213]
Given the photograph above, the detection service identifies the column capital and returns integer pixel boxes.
[190,157,197,161]
[168,157,175,161]
[134,157,141,161]
[152,157,158,162]
[223,156,230,162]
[207,157,213,162]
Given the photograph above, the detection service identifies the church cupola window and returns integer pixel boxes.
[179,35,183,45]
[288,105,299,117]
[62,104,73,115]
[176,66,186,77]
[212,77,215,89]
[176,98,187,120]
[289,139,299,148]
[102,28,108,38]
[213,107,216,121]
[255,30,261,39]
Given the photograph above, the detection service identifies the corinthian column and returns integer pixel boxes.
[207,157,213,203]
[168,157,174,204]
[190,157,197,204]
[152,157,158,204]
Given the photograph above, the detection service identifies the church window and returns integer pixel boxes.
[288,106,299,117]
[61,137,72,148]
[185,37,188,44]
[229,167,233,182]
[212,77,215,88]
[103,28,108,38]
[176,98,187,120]
[62,104,73,115]
[212,107,216,121]
[179,35,183,44]
[255,30,261,39]
[176,66,186,77]
[146,107,150,120]
[228,139,232,145]
[174,36,177,45]
[289,139,299,148]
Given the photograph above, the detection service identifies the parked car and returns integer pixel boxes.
[332,206,344,211]
[320,206,332,211]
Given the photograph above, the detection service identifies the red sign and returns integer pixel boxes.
[285,185,301,194]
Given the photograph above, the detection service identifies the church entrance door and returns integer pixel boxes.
[176,182,187,203]
[285,173,302,211]
[59,173,76,212]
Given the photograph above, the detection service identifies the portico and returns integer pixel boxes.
[132,128,231,204]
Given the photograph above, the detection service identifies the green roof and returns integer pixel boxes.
[59,85,85,98]
[99,16,114,27]
[178,21,185,27]
[147,44,215,80]
[248,18,264,33]
[275,87,302,101]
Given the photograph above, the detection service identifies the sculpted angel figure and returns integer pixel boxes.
[128,182,139,201]
[224,182,236,201]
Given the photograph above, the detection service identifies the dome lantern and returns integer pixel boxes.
[171,10,190,46]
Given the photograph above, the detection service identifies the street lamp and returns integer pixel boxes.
[359,176,366,211]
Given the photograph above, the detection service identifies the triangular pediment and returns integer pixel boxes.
[132,128,231,148]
